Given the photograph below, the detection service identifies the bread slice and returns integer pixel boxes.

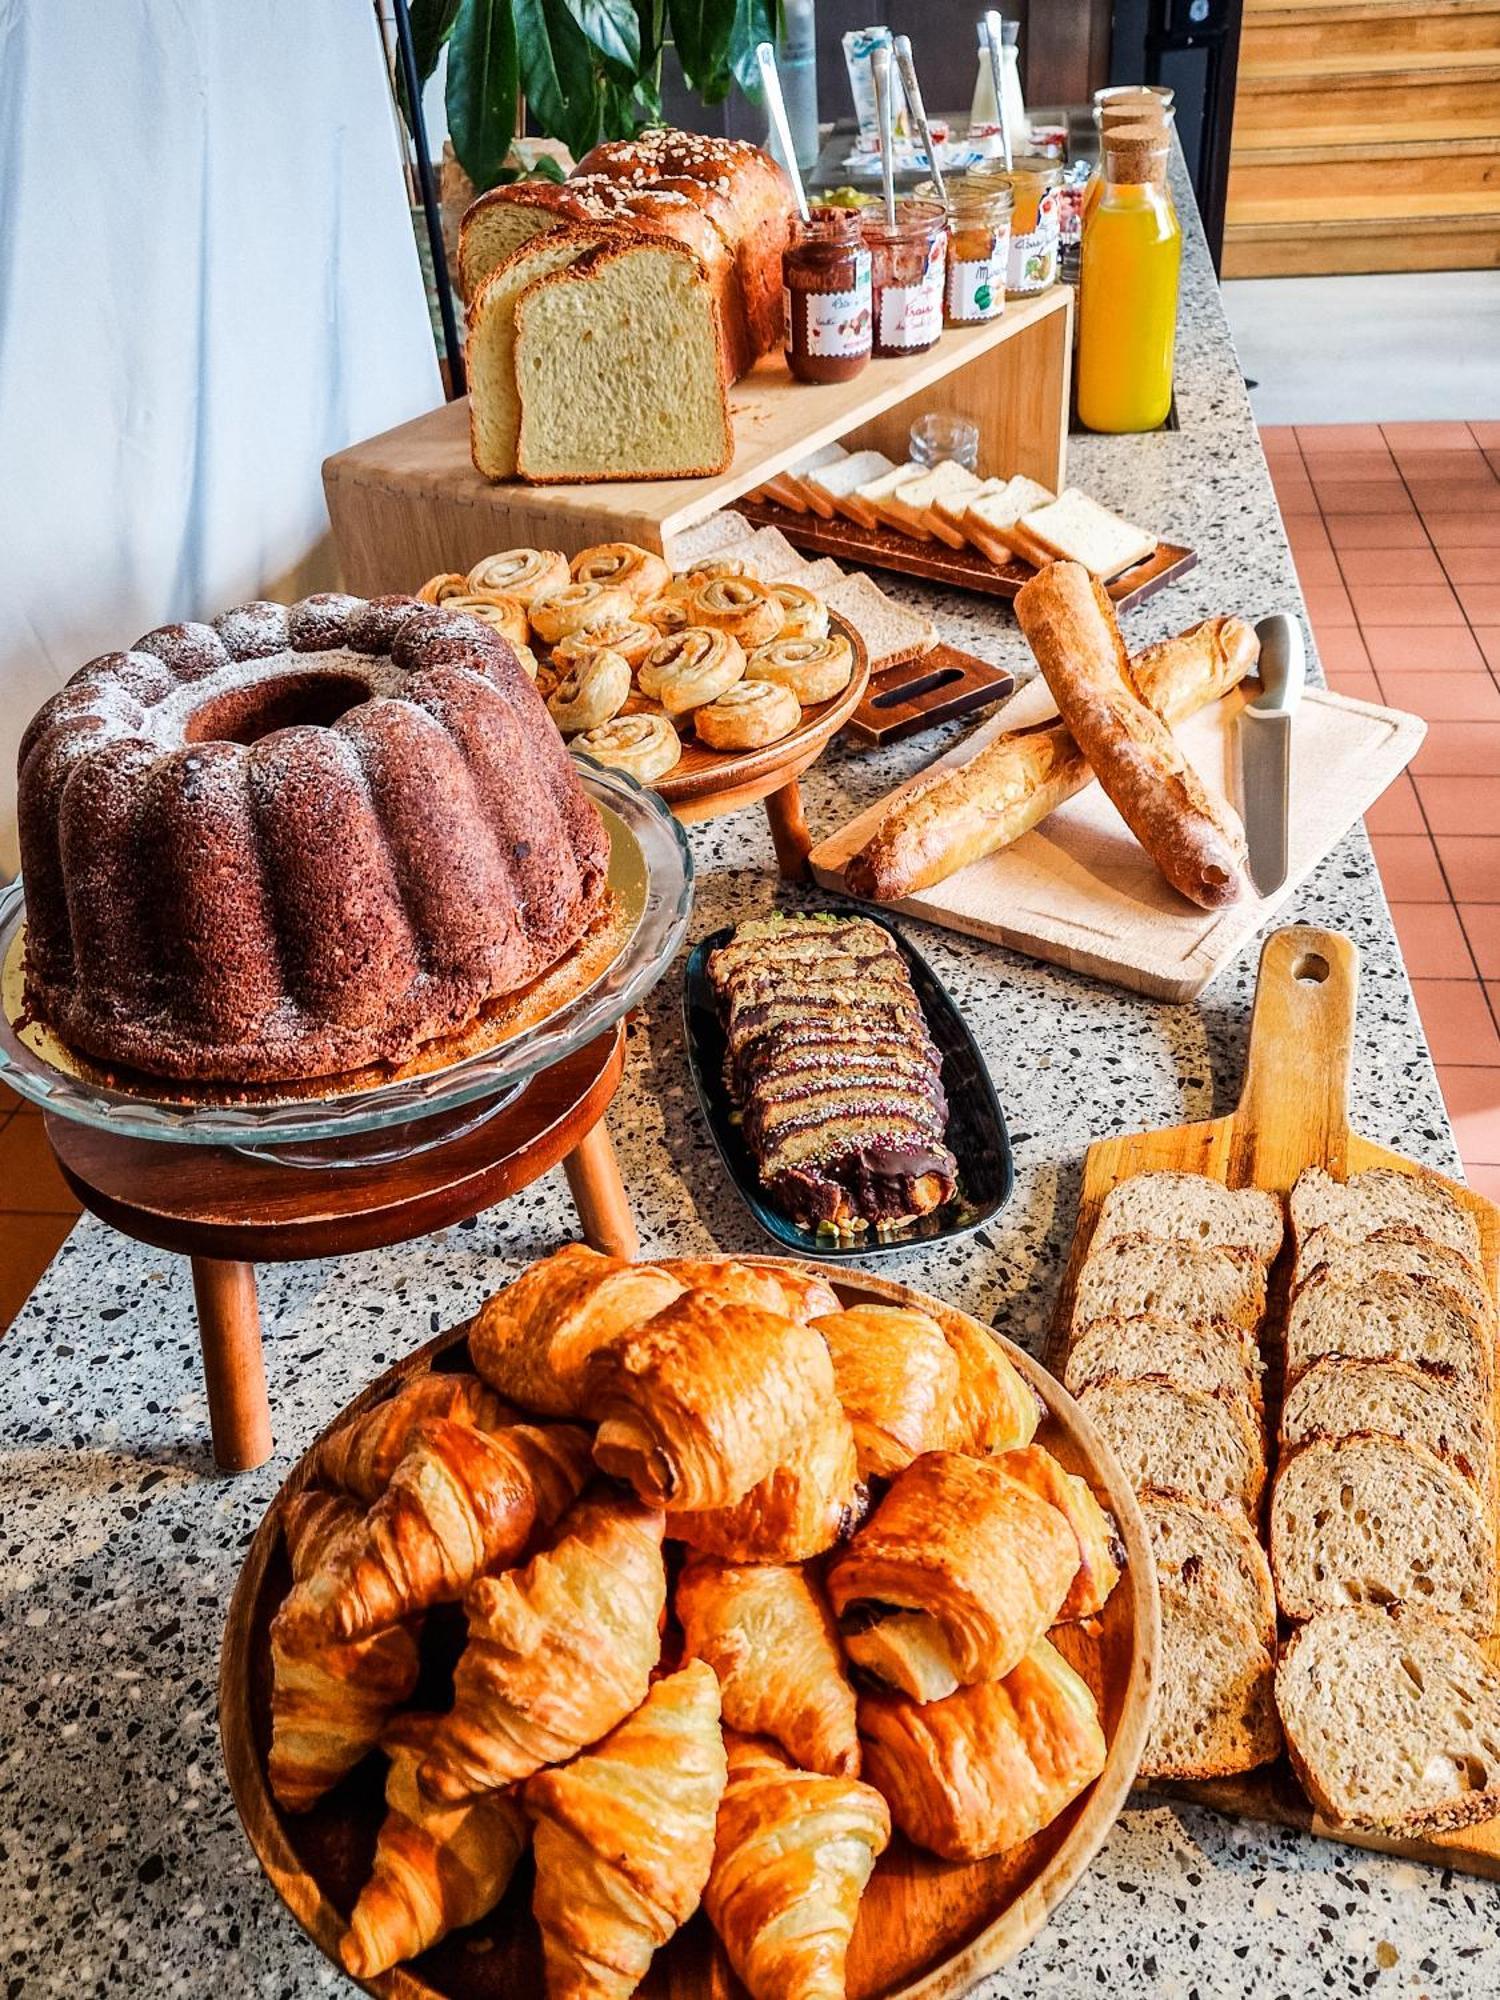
[889,462,984,549]
[1270,1433,1497,1636]
[1065,1312,1264,1409]
[513,240,732,483]
[1069,1234,1268,1337]
[1281,1356,1492,1491]
[1285,1266,1493,1403]
[1015,489,1156,581]
[780,556,845,590]
[806,451,897,526]
[1140,1490,1277,1646]
[757,472,808,512]
[1278,1606,1500,1836]
[934,474,1005,544]
[786,442,849,515]
[962,476,1056,565]
[856,461,930,538]
[822,573,936,673]
[1092,1171,1284,1266]
[1291,1164,1484,1284]
[467,227,610,480]
[1075,1376,1265,1515]
[459,195,561,302]
[668,510,756,568]
[1138,1581,1281,1780]
[1293,1226,1493,1325]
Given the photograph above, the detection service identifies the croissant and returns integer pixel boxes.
[659,1258,840,1324]
[339,1715,529,1978]
[858,1638,1107,1860]
[814,1305,960,1480]
[827,1451,1079,1700]
[994,1445,1122,1621]
[939,1313,1042,1456]
[277,1416,592,1645]
[524,1660,728,2000]
[267,1492,422,1812]
[671,1389,864,1562]
[308,1371,516,1501]
[704,1733,890,2000]
[418,1492,666,1803]
[469,1243,684,1417]
[677,1556,859,1777]
[585,1291,839,1512]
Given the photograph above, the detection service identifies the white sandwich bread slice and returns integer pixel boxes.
[1069,1234,1268,1338]
[1291,1164,1484,1285]
[961,476,1057,565]
[756,472,808,512]
[1013,489,1157,581]
[467,227,612,481]
[1074,1376,1265,1516]
[891,461,985,548]
[1138,1580,1281,1781]
[1284,1266,1494,1403]
[1280,1356,1493,1493]
[856,462,930,538]
[1277,1605,1500,1836]
[1064,1312,1265,1410]
[787,442,850,515]
[1091,1171,1284,1266]
[1140,1490,1278,1647]
[667,510,756,568]
[823,573,937,673]
[805,450,898,526]
[777,556,845,591]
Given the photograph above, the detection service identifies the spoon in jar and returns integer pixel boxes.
[756,42,810,222]
[870,41,898,229]
[894,35,945,204]
[984,11,1015,172]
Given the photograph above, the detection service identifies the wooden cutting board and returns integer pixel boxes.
[808,677,1426,1002]
[1049,922,1500,1878]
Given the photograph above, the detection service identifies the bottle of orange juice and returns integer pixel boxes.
[1077,127,1181,433]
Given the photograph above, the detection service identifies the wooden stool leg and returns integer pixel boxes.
[190,1256,272,1473]
[563,1117,639,1259]
[764,779,812,880]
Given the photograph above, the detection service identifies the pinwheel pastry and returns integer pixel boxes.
[306,1371,515,1502]
[266,1491,422,1812]
[746,632,853,703]
[673,572,785,648]
[524,1661,728,2000]
[995,1444,1122,1623]
[571,712,683,782]
[677,1555,860,1777]
[694,678,801,750]
[858,1639,1107,1861]
[418,1492,666,1802]
[570,541,672,604]
[703,1734,890,2000]
[339,1715,529,1979]
[552,616,659,672]
[815,1304,960,1481]
[466,546,570,603]
[827,1450,1079,1701]
[529,579,638,646]
[637,626,747,716]
[547,648,633,736]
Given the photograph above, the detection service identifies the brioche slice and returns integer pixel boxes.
[1138,1581,1281,1781]
[856,462,930,538]
[1075,1377,1265,1515]
[1069,1235,1267,1337]
[1270,1434,1497,1636]
[961,476,1056,565]
[1015,489,1156,582]
[1281,1356,1492,1492]
[1092,1172,1284,1266]
[1139,1491,1277,1646]
[467,228,610,480]
[786,442,849,515]
[1291,1165,1484,1285]
[807,451,897,526]
[1292,1228,1493,1326]
[1065,1313,1264,1409]
[513,240,732,483]
[1285,1268,1493,1403]
[1277,1605,1500,1836]
[459,195,561,302]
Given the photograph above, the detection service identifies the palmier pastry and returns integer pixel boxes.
[466,546,569,604]
[570,541,672,604]
[639,627,746,717]
[677,573,785,648]
[552,617,658,672]
[694,679,801,751]
[416,572,471,605]
[437,590,530,649]
[529,580,637,646]
[547,649,632,736]
[769,580,830,640]
[571,712,683,782]
[747,633,854,705]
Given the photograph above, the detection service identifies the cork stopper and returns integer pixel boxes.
[1103,123,1170,188]
[1098,95,1171,135]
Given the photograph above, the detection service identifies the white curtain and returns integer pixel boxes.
[0,0,444,874]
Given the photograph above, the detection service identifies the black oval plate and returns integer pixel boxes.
[681,910,1015,1260]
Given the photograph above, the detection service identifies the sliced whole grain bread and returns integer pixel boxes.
[1140,1489,1277,1647]
[1291,1165,1484,1286]
[1292,1228,1494,1327]
[1075,1376,1265,1515]
[1138,1580,1281,1781]
[1284,1268,1493,1404]
[1093,1172,1284,1265]
[1065,1312,1265,1409]
[1270,1433,1497,1637]
[1281,1356,1492,1492]
[1070,1234,1267,1338]
[1277,1604,1500,1836]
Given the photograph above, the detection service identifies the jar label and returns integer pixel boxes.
[878,238,944,349]
[946,238,1010,322]
[785,251,872,357]
[1007,191,1059,294]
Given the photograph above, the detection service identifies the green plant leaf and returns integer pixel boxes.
[395,0,463,135]
[727,0,775,98]
[666,0,736,98]
[446,0,520,189]
[516,0,608,158]
[562,0,642,89]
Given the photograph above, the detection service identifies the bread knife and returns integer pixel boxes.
[1239,612,1305,897]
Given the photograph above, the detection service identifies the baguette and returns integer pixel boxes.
[845,616,1258,901]
[1014,562,1247,910]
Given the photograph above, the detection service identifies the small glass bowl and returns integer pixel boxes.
[910,412,980,471]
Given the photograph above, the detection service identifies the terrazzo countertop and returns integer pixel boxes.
[0,151,1483,2000]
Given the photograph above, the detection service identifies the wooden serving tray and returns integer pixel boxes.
[220,1260,1158,1998]
[736,500,1197,614]
[844,644,1015,747]
[1047,923,1500,1879]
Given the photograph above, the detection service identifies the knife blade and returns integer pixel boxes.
[1239,612,1305,897]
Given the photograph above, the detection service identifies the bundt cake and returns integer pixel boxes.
[16,593,611,1084]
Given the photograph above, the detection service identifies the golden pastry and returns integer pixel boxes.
[747,633,854,705]
[693,679,801,751]
[466,546,570,603]
[769,580,830,640]
[435,589,530,649]
[642,593,691,637]
[416,572,471,605]
[814,1305,960,1480]
[533,658,560,699]
[570,541,672,604]
[942,1314,1042,1455]
[638,627,746,717]
[552,617,659,672]
[676,572,785,647]
[547,649,633,736]
[529,579,637,646]
[572,712,683,782]
[684,553,754,579]
[307,1372,516,1502]
[657,1259,839,1323]
[513,642,542,682]
[995,1444,1122,1622]
[672,1384,863,1562]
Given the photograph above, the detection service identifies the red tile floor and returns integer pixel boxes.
[1,418,1497,1331]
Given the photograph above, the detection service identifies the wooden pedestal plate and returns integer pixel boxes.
[43,1026,634,1478]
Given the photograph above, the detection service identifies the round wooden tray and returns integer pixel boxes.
[220,1259,1159,1999]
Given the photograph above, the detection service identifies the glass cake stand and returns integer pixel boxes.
[0,765,693,1166]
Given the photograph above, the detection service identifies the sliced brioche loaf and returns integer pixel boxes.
[1093,1172,1284,1265]
[468,227,609,481]
[1291,1164,1484,1285]
[1065,1312,1264,1409]
[1070,1234,1267,1337]
[1270,1434,1497,1636]
[1277,1605,1500,1836]
[1140,1490,1277,1646]
[1139,1581,1281,1780]
[1292,1228,1493,1327]
[1281,1356,1492,1491]
[1075,1376,1265,1515]
[1284,1268,1493,1403]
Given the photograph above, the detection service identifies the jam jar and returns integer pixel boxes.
[984,158,1062,296]
[920,177,1013,325]
[860,199,948,357]
[781,206,873,385]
